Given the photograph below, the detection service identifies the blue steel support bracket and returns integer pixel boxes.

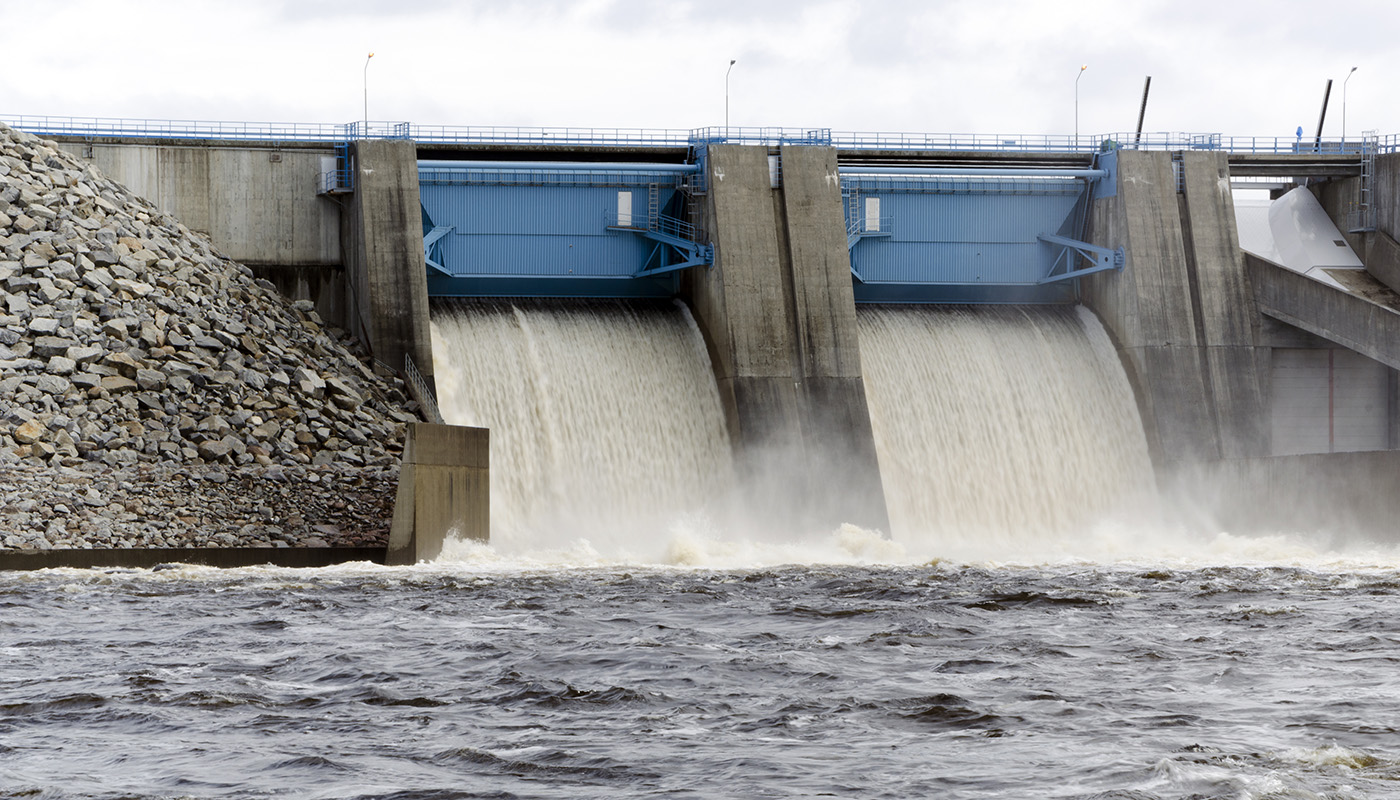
[1092,149,1118,198]
[607,225,714,276]
[423,225,454,276]
[1036,233,1125,284]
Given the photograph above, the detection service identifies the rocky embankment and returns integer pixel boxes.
[0,122,418,550]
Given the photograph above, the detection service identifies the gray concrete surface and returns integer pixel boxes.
[1084,150,1217,465]
[343,139,435,383]
[1363,229,1400,295]
[54,141,342,267]
[387,423,489,565]
[778,145,889,532]
[1247,253,1400,372]
[684,144,888,533]
[1178,151,1270,459]
[1085,150,1269,466]
[1175,450,1400,540]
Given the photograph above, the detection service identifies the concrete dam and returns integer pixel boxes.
[25,118,1400,554]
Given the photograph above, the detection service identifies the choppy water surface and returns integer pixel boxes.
[5,560,1400,799]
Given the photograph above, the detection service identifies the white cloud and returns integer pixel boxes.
[2,0,1395,139]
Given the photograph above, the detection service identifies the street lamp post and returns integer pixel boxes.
[1343,65,1357,147]
[363,52,375,139]
[726,59,737,139]
[1075,64,1087,148]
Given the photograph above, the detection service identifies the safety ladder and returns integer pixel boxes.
[1349,131,1378,233]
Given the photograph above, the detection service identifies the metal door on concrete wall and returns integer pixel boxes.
[1270,348,1389,455]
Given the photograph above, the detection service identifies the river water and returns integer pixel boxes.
[6,302,1400,797]
[6,554,1400,799]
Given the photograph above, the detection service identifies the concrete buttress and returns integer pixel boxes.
[343,139,435,388]
[1085,150,1268,468]
[684,144,889,533]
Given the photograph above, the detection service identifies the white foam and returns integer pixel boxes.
[431,300,735,553]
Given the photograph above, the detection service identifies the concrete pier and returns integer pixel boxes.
[343,140,436,385]
[685,144,889,533]
[387,423,489,565]
[1085,150,1268,467]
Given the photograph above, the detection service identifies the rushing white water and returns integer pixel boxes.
[429,299,1399,570]
[431,299,735,556]
[858,304,1158,554]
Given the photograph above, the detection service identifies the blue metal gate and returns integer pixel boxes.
[841,155,1122,303]
[417,161,710,298]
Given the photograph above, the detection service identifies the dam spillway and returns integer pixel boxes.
[430,299,735,554]
[430,296,1157,557]
[857,305,1156,550]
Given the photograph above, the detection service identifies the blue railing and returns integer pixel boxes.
[1098,132,1389,155]
[5,114,1398,156]
[2,115,350,142]
[409,125,691,147]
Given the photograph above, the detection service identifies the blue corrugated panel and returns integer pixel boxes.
[419,182,682,285]
[844,178,1087,289]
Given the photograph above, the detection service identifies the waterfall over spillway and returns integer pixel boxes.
[858,305,1156,549]
[431,299,735,555]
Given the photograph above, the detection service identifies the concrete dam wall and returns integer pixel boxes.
[37,132,1400,543]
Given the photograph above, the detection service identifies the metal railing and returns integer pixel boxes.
[847,216,895,236]
[607,210,702,243]
[404,355,444,425]
[2,114,351,143]
[408,124,692,147]
[418,163,690,188]
[7,113,1400,156]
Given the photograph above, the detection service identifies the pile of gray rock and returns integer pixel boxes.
[0,122,416,549]
[0,462,395,550]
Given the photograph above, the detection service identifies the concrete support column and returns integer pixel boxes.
[343,139,435,385]
[777,145,888,532]
[1178,151,1269,459]
[1084,150,1268,468]
[684,144,888,533]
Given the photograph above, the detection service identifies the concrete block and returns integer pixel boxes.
[1134,345,1220,465]
[1204,345,1271,459]
[1365,229,1400,295]
[386,422,488,565]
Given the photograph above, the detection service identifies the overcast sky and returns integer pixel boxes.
[3,0,1394,142]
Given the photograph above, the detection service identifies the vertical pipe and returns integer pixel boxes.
[1315,79,1333,151]
[363,53,374,139]
[1075,65,1088,148]
[1343,66,1357,145]
[725,59,737,138]
[1328,349,1336,453]
[1135,76,1152,146]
